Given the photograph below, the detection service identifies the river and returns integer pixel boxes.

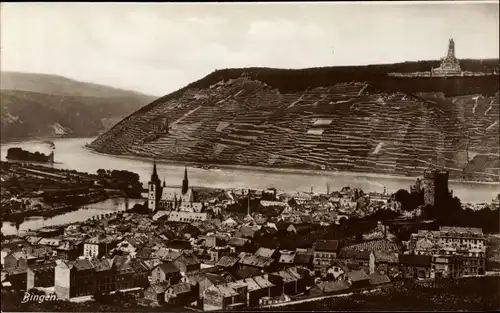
[1,137,498,205]
[1,197,145,236]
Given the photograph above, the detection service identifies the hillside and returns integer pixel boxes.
[89,60,500,181]
[1,72,157,142]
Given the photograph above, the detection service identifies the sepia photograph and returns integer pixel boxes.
[0,1,499,311]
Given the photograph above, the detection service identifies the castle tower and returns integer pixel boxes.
[182,166,189,195]
[423,169,450,207]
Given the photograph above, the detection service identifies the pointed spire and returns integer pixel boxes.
[163,178,166,187]
[182,165,189,195]
[151,158,159,183]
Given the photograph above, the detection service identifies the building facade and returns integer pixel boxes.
[148,160,197,212]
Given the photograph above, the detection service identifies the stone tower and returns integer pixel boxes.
[423,169,450,206]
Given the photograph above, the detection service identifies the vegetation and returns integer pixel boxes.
[0,72,156,142]
[96,169,143,198]
[6,147,52,163]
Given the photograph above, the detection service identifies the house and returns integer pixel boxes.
[308,280,351,297]
[91,258,116,294]
[221,217,238,228]
[144,282,170,304]
[399,254,432,279]
[313,240,340,275]
[4,251,39,270]
[164,282,194,305]
[151,262,181,285]
[216,256,240,270]
[203,282,247,311]
[235,225,256,239]
[286,223,314,235]
[239,254,275,272]
[278,250,296,268]
[339,249,372,273]
[370,251,399,277]
[26,262,56,290]
[54,258,96,300]
[152,248,181,261]
[325,260,348,281]
[272,267,308,296]
[173,253,201,274]
[241,275,276,307]
[345,270,370,288]
[254,247,278,260]
[227,237,250,254]
[204,235,226,248]
[185,272,226,300]
[368,272,391,286]
[293,251,313,270]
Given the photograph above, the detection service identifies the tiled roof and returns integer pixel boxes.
[253,275,275,289]
[314,240,339,252]
[317,280,351,293]
[216,256,240,268]
[339,249,371,260]
[343,239,400,253]
[346,270,370,282]
[227,237,249,247]
[74,258,95,271]
[175,254,200,267]
[158,261,180,274]
[294,252,312,264]
[279,252,296,264]
[255,247,275,258]
[149,282,170,294]
[373,251,398,264]
[90,259,112,272]
[369,273,391,285]
[239,255,274,268]
[169,282,192,294]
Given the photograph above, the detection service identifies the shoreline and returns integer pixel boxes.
[83,145,500,187]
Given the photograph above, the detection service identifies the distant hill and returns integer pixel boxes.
[88,60,500,181]
[1,72,157,142]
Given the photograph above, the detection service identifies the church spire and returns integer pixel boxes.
[182,166,189,194]
[151,158,159,183]
[163,178,166,187]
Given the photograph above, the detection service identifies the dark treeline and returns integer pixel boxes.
[96,169,143,198]
[6,147,52,163]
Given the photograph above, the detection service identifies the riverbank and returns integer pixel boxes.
[0,192,128,222]
[84,145,500,186]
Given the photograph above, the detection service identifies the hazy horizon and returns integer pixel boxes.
[1,1,499,97]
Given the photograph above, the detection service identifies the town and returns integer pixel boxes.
[1,160,499,311]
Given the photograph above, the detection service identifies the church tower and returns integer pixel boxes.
[182,166,189,195]
[148,159,161,211]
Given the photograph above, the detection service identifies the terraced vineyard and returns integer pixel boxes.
[90,73,499,182]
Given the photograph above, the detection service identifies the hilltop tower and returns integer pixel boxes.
[182,166,189,195]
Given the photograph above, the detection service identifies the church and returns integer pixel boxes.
[147,159,202,213]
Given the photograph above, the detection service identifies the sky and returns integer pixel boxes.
[1,1,499,97]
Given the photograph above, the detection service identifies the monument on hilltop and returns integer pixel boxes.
[431,38,462,76]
